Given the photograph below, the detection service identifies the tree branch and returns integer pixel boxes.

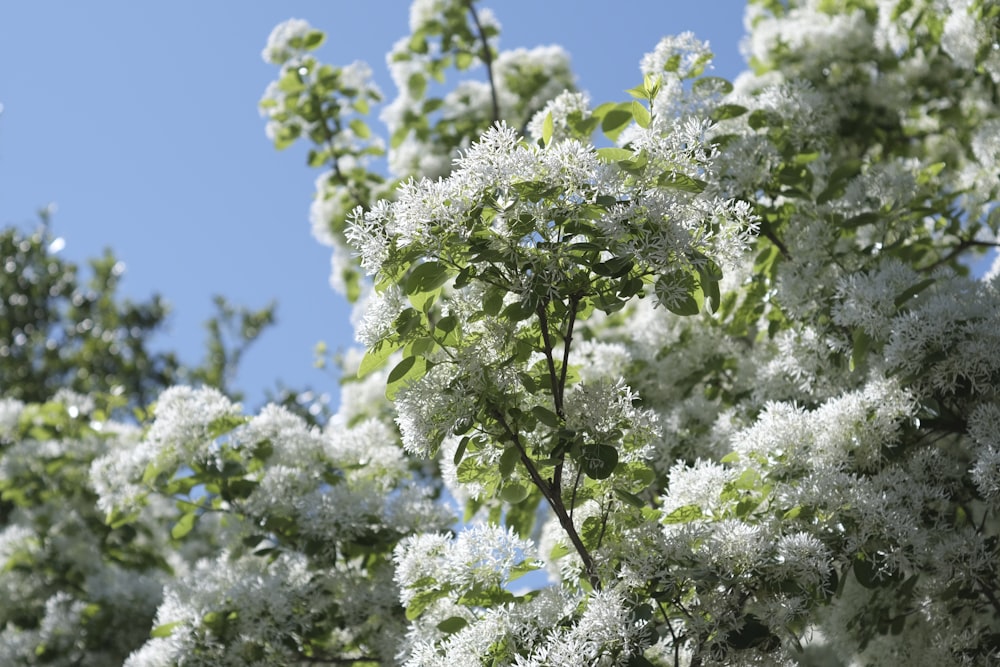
[492,408,600,589]
[977,577,1000,618]
[466,0,501,125]
[558,296,580,409]
[921,238,1000,273]
[536,302,564,417]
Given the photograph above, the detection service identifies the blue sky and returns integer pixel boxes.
[0,2,748,409]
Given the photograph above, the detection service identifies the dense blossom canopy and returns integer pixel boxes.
[2,0,1000,665]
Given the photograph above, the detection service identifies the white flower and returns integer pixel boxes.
[773,532,833,589]
[394,524,537,603]
[563,378,659,458]
[703,519,767,575]
[527,91,591,143]
[641,32,713,80]
[662,458,737,517]
[261,18,314,64]
[408,0,447,33]
[355,285,408,348]
[0,398,23,440]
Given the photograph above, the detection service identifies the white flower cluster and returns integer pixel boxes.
[395,524,537,603]
[125,552,322,667]
[351,120,755,298]
[563,378,659,459]
[380,20,572,181]
[261,18,314,65]
[91,386,241,516]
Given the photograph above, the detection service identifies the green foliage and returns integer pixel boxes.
[0,222,180,406]
[3,0,1000,664]
[186,294,276,399]
[0,396,176,664]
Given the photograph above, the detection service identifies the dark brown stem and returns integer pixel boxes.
[977,577,1000,618]
[536,302,563,416]
[658,601,681,667]
[922,238,1000,273]
[466,1,500,124]
[761,227,791,261]
[569,465,584,520]
[558,296,580,407]
[492,409,600,589]
[312,93,369,212]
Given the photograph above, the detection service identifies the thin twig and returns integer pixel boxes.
[536,302,563,415]
[558,296,580,411]
[466,1,500,124]
[922,238,1000,273]
[977,577,1000,618]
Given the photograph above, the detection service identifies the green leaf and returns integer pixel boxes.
[579,443,619,480]
[171,512,197,540]
[614,487,645,508]
[817,158,864,203]
[793,151,821,165]
[541,111,554,146]
[390,125,409,149]
[303,30,325,50]
[917,161,945,185]
[658,171,707,193]
[625,83,647,100]
[531,405,561,428]
[733,469,760,491]
[662,504,703,524]
[437,616,469,634]
[150,621,182,639]
[482,285,505,316]
[549,542,571,560]
[501,298,536,322]
[656,270,701,316]
[453,435,470,465]
[632,100,652,129]
[727,615,778,651]
[106,507,139,530]
[458,585,516,607]
[850,328,871,373]
[596,147,634,162]
[693,76,734,95]
[710,104,748,121]
[407,72,427,99]
[386,355,429,400]
[349,118,371,139]
[509,559,540,582]
[406,587,448,620]
[500,483,529,503]
[273,124,301,150]
[853,555,888,589]
[747,109,776,130]
[358,338,403,378]
[599,105,633,141]
[499,445,519,479]
[594,255,634,278]
[405,261,452,295]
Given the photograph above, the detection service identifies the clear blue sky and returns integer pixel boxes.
[0,2,748,409]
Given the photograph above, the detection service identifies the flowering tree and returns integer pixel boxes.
[3,0,1000,665]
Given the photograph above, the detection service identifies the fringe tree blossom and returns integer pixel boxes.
[91,384,454,664]
[9,1,1000,665]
